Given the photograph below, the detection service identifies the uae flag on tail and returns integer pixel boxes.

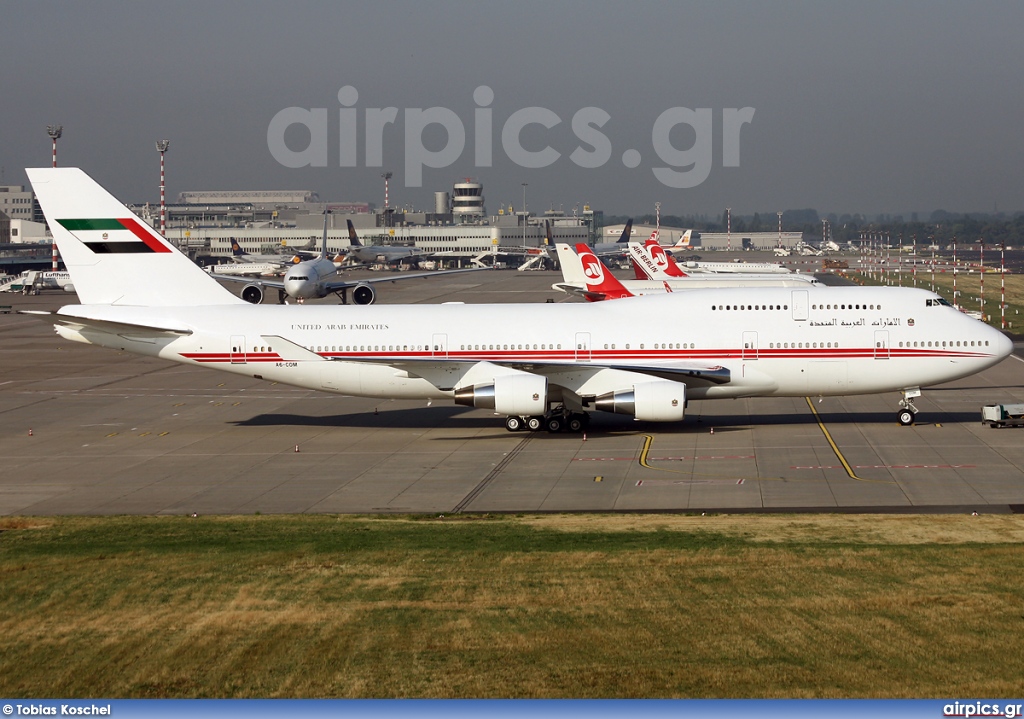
[57,218,172,254]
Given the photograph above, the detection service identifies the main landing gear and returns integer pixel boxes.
[505,409,590,433]
[897,387,922,426]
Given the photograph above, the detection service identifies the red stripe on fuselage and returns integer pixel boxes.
[177,348,991,364]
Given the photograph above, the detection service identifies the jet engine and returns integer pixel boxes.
[351,283,376,305]
[241,284,264,304]
[595,380,685,422]
[454,373,548,416]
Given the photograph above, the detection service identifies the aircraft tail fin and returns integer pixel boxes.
[555,243,587,284]
[671,229,693,249]
[347,219,362,248]
[319,213,329,260]
[27,167,243,306]
[230,240,246,257]
[574,243,633,301]
[631,257,647,280]
[644,238,687,277]
[629,241,687,279]
[615,218,634,244]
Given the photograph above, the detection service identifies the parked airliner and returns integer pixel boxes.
[629,239,800,280]
[213,216,483,305]
[556,243,818,300]
[25,168,1012,432]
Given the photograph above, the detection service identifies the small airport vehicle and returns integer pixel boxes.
[981,404,1024,428]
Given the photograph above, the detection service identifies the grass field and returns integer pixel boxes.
[845,266,1024,330]
[2,514,1024,698]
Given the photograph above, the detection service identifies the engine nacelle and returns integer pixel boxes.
[351,283,376,305]
[62,283,76,292]
[241,284,264,304]
[595,380,685,422]
[454,373,548,416]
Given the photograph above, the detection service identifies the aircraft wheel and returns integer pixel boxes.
[897,409,915,426]
[546,415,565,433]
[505,416,524,432]
[526,416,543,431]
[567,414,588,433]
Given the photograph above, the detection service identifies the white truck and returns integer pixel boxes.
[981,404,1024,428]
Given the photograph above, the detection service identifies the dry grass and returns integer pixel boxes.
[847,268,1024,329]
[1,514,1023,698]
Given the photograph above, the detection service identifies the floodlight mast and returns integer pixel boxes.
[47,125,63,270]
[156,140,170,235]
[381,172,393,228]
[521,183,528,246]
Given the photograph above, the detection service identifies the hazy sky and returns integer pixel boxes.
[3,0,1023,217]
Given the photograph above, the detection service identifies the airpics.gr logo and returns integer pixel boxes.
[267,85,755,189]
[57,218,171,254]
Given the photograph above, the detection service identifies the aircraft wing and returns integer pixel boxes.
[209,274,286,290]
[318,266,488,292]
[341,355,731,391]
[551,282,607,302]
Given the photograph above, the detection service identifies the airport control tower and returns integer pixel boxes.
[452,179,484,223]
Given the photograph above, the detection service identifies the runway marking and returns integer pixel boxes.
[577,454,754,462]
[804,397,894,484]
[105,432,118,438]
[635,478,745,486]
[793,464,974,469]
[636,435,764,482]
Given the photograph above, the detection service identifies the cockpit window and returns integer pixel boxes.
[926,298,953,307]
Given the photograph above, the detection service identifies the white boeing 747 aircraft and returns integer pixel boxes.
[25,168,1012,432]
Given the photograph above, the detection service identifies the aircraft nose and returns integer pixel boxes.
[994,328,1014,360]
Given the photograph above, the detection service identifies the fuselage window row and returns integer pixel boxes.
[712,307,790,313]
[810,303,881,311]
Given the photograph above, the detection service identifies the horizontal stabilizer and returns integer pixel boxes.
[20,310,193,337]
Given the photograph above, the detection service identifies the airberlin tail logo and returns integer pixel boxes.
[579,252,604,283]
[650,244,669,267]
[57,218,172,254]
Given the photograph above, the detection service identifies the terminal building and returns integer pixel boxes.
[131,178,600,265]
[602,224,805,250]
[2,176,602,268]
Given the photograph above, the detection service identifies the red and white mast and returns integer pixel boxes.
[156,140,170,235]
[46,125,62,271]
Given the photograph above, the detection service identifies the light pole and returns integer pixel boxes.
[381,172,393,228]
[156,139,170,235]
[726,207,731,252]
[655,201,661,236]
[47,125,63,270]
[521,183,528,246]
[777,211,783,249]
